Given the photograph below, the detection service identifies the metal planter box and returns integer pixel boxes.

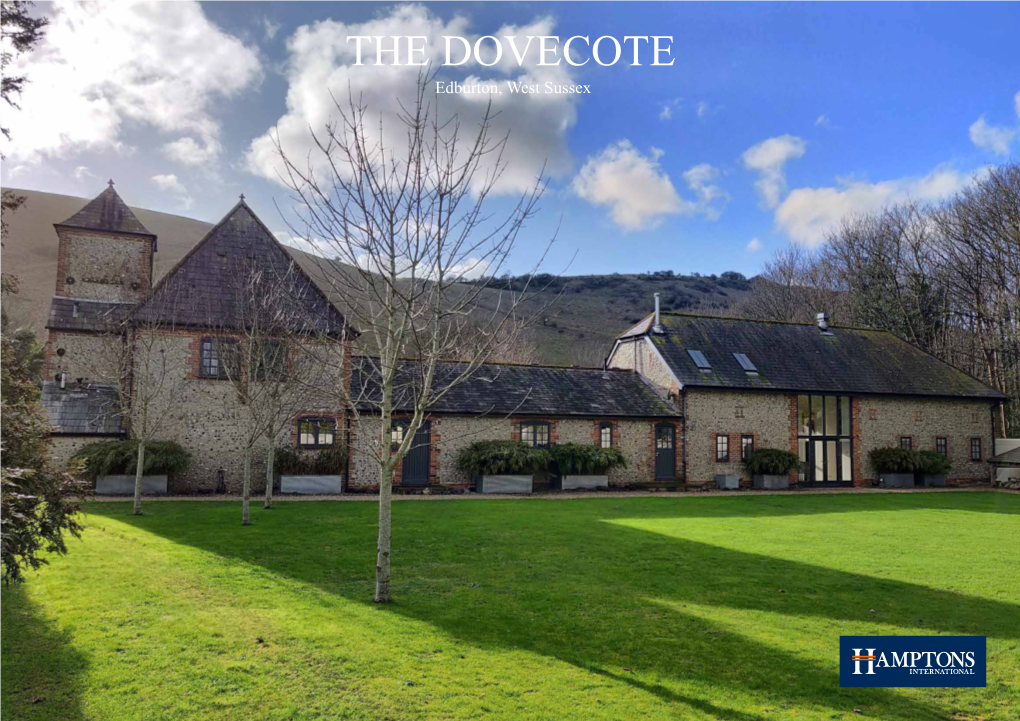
[280,475,343,494]
[881,473,915,488]
[477,475,533,494]
[919,474,947,488]
[753,474,789,490]
[715,474,740,490]
[96,474,168,496]
[561,475,608,490]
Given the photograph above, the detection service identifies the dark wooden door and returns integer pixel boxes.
[401,422,431,486]
[654,424,676,480]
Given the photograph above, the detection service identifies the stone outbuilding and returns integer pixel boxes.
[39,183,1010,493]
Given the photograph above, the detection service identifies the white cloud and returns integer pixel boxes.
[774,165,978,247]
[151,173,193,210]
[968,91,1020,156]
[73,166,99,182]
[696,101,711,118]
[815,114,831,128]
[681,163,728,221]
[969,117,1017,156]
[162,137,222,166]
[0,1,261,167]
[659,98,681,121]
[573,141,725,231]
[741,135,806,209]
[246,6,579,197]
[262,16,281,41]
[746,237,763,253]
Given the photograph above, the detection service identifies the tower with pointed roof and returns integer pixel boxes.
[52,180,157,303]
[45,182,157,382]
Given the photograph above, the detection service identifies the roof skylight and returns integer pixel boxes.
[687,349,711,370]
[733,353,758,374]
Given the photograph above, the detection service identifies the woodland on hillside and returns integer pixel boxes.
[733,162,1020,436]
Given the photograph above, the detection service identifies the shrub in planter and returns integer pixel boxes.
[550,444,626,475]
[71,439,191,480]
[275,445,348,476]
[868,448,920,473]
[457,440,550,476]
[869,447,920,487]
[550,444,626,490]
[71,439,191,495]
[275,445,348,494]
[745,448,799,489]
[745,449,800,476]
[457,441,550,493]
[917,450,951,487]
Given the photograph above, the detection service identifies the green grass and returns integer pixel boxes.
[3,493,1019,721]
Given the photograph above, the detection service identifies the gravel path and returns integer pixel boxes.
[84,485,1013,502]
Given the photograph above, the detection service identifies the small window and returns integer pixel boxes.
[715,434,729,462]
[733,353,758,375]
[200,337,237,379]
[298,418,335,448]
[970,438,981,461]
[741,435,754,462]
[900,437,912,451]
[688,349,711,370]
[936,437,947,455]
[520,421,550,449]
[599,422,613,448]
[391,422,406,449]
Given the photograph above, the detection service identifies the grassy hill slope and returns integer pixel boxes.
[1,189,750,365]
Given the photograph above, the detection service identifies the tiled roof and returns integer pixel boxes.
[623,313,1006,400]
[40,381,123,435]
[989,447,1020,466]
[131,201,353,336]
[352,358,679,417]
[46,297,133,332]
[54,184,155,239]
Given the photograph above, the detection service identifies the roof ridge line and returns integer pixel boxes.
[658,310,890,333]
[350,354,621,372]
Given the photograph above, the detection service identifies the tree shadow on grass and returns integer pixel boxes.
[92,496,1019,720]
[1,584,89,721]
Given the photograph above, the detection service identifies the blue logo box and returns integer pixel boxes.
[840,636,986,688]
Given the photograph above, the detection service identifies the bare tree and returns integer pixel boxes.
[275,72,554,602]
[208,257,332,524]
[224,259,330,514]
[79,293,192,515]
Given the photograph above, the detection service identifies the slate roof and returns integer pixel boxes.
[620,313,1007,400]
[352,358,679,417]
[54,183,156,240]
[131,201,353,336]
[988,447,1020,466]
[46,297,133,332]
[40,381,123,435]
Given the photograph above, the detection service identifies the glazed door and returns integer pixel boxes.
[654,424,676,480]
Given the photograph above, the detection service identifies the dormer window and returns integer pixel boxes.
[733,352,758,376]
[687,350,711,371]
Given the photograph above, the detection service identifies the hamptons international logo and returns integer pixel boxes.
[840,636,986,688]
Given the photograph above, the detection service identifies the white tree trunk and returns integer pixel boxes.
[264,443,274,509]
[374,461,393,603]
[242,446,251,525]
[133,441,146,515]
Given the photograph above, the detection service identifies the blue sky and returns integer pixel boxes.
[3,2,1018,278]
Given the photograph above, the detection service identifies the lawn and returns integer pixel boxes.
[3,492,1019,721]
